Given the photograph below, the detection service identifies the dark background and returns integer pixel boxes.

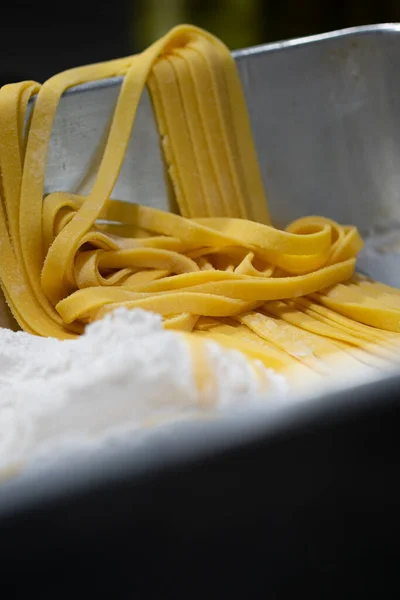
[1,0,400,85]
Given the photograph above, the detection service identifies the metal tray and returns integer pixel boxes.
[2,23,400,597]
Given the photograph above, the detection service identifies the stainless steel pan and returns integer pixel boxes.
[1,30,400,583]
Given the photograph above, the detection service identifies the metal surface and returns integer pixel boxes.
[2,24,400,524]
[43,23,400,284]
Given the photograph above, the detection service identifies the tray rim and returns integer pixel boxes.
[37,22,400,100]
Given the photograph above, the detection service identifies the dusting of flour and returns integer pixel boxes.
[0,308,287,476]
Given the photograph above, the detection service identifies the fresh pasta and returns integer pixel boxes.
[0,24,399,381]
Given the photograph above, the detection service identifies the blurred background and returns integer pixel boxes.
[1,0,400,84]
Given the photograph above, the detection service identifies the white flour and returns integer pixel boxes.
[0,308,287,477]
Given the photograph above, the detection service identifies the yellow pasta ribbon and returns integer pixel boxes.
[0,23,398,388]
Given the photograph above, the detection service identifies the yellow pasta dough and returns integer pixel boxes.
[0,24,399,382]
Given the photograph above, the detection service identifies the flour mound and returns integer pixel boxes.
[0,308,286,475]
